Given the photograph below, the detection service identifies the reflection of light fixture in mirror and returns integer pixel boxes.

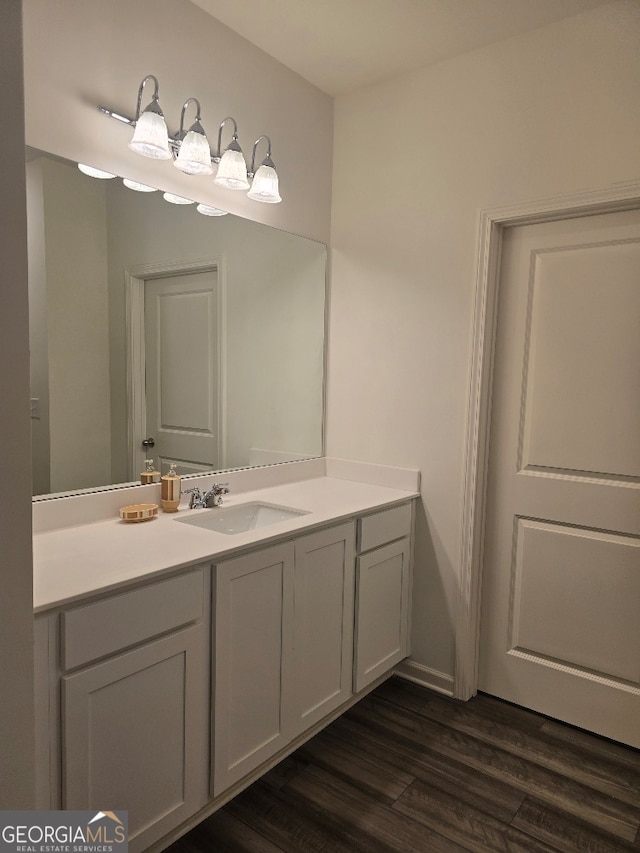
[123,178,157,192]
[213,117,249,190]
[163,192,194,205]
[174,98,213,176]
[196,203,228,217]
[128,75,172,161]
[78,163,117,179]
[247,136,282,204]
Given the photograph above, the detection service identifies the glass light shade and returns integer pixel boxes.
[128,110,172,160]
[174,129,213,175]
[214,148,249,190]
[123,178,157,192]
[78,163,117,179]
[196,203,228,216]
[163,192,195,205]
[247,164,282,203]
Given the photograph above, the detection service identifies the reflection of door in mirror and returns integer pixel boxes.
[141,271,222,477]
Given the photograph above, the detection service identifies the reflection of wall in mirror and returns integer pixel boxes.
[27,156,112,495]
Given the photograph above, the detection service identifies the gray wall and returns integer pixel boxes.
[0,0,35,809]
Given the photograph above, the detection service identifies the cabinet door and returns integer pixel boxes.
[213,542,294,795]
[63,624,208,853]
[292,522,355,735]
[354,537,411,691]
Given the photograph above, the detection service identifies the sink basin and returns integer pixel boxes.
[175,501,309,535]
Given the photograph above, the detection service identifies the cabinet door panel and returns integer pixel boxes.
[213,543,294,795]
[63,625,208,853]
[293,523,355,734]
[355,537,410,691]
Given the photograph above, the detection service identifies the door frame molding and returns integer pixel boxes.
[125,257,227,480]
[455,181,640,700]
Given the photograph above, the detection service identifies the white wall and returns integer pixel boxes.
[22,0,333,244]
[0,0,35,808]
[327,1,640,685]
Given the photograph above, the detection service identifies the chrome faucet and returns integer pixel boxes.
[183,483,230,509]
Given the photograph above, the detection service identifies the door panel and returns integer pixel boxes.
[479,209,640,747]
[213,543,295,795]
[145,270,219,474]
[292,523,355,734]
[522,241,640,477]
[511,519,640,683]
[63,626,208,852]
[355,538,411,691]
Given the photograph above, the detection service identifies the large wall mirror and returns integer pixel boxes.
[26,149,326,499]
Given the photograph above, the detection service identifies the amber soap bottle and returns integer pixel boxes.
[161,463,181,512]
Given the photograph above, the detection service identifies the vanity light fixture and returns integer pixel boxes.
[78,163,117,179]
[98,75,282,202]
[163,192,195,205]
[247,136,282,204]
[123,178,157,192]
[174,98,213,176]
[128,75,172,161]
[213,117,250,190]
[196,203,228,216]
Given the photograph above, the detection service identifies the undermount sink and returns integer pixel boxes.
[175,501,309,535]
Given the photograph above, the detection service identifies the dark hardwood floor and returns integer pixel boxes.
[168,677,640,852]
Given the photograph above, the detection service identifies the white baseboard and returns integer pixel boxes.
[394,659,455,697]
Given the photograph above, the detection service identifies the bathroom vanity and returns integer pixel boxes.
[33,462,418,852]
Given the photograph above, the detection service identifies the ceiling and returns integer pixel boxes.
[190,0,614,96]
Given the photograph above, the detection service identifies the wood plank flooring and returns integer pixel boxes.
[167,677,640,852]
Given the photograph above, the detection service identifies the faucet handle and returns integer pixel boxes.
[182,486,204,509]
[205,482,230,507]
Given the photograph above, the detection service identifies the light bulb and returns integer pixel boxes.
[129,109,172,160]
[247,164,282,203]
[174,123,213,176]
[196,204,228,216]
[123,179,157,192]
[78,163,117,179]
[163,193,195,205]
[214,148,249,190]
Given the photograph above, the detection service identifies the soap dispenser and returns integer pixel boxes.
[140,459,161,484]
[161,463,181,513]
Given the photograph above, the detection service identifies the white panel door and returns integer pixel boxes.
[145,270,219,475]
[479,209,640,747]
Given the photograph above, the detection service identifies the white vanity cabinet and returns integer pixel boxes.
[39,567,211,853]
[354,503,413,691]
[212,521,356,795]
[34,485,416,851]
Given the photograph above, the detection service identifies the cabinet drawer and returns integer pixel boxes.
[62,568,205,670]
[357,502,412,553]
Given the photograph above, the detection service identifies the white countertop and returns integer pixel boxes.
[33,476,418,613]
